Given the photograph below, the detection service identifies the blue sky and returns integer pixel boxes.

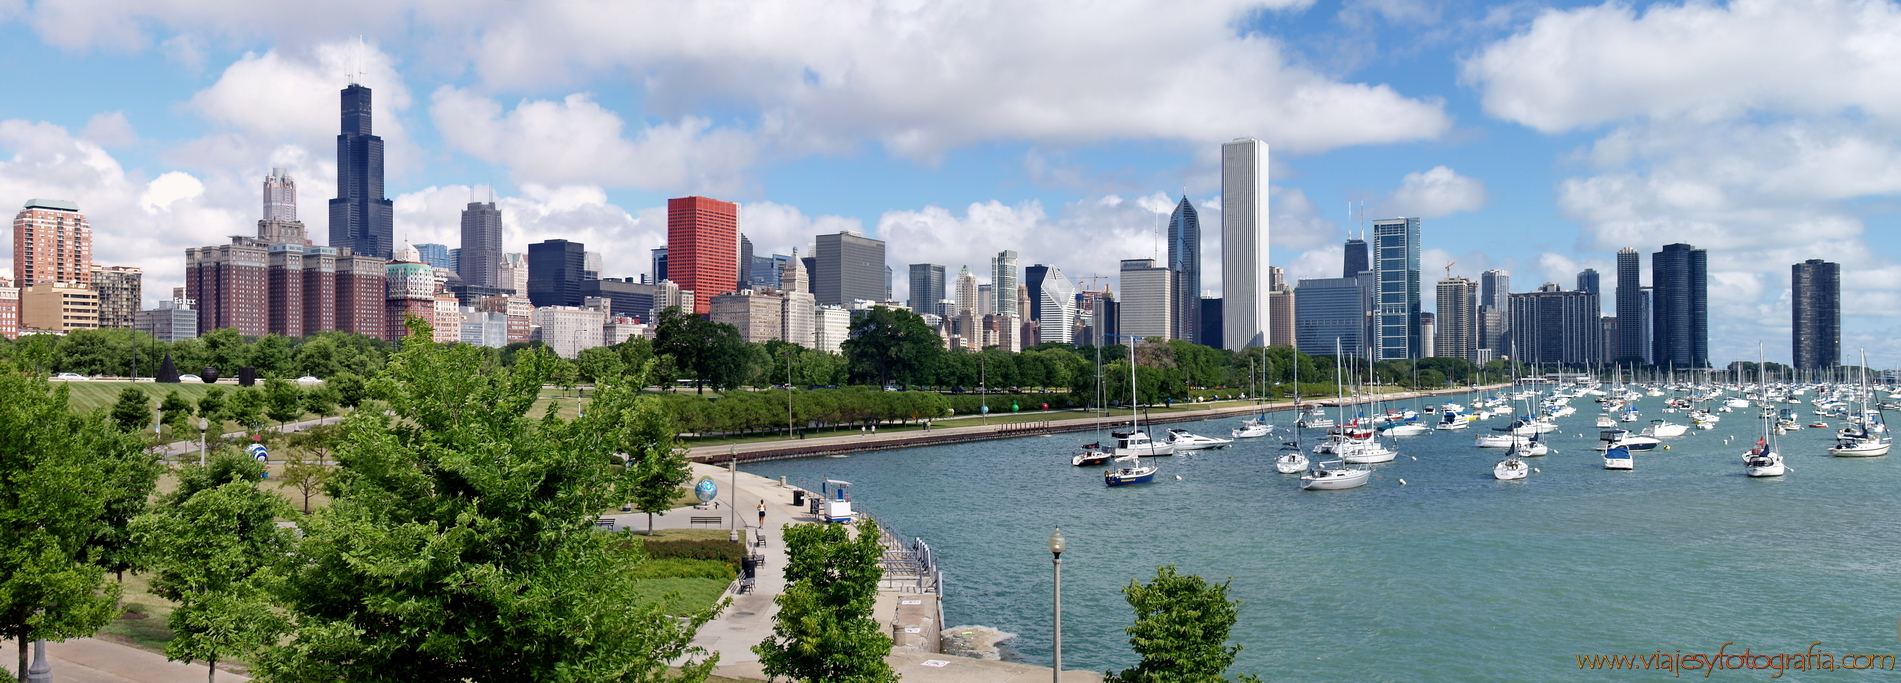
[0,0,1898,366]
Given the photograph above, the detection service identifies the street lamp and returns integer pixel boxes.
[198,418,208,466]
[1048,527,1065,683]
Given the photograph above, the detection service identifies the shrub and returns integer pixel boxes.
[631,557,738,581]
[640,538,746,566]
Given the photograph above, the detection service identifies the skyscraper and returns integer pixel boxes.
[1119,259,1171,340]
[908,264,946,314]
[527,239,587,308]
[1371,217,1421,360]
[11,199,91,286]
[1615,248,1645,362]
[1166,195,1201,344]
[1343,237,1369,277]
[89,265,141,329]
[328,84,394,259]
[1222,138,1269,349]
[954,266,978,315]
[1435,276,1476,362]
[666,196,740,314]
[257,169,308,245]
[991,250,1019,318]
[1791,259,1840,371]
[1651,243,1708,369]
[739,235,754,290]
[1293,275,1369,357]
[1576,268,1600,295]
[1023,264,1050,321]
[1508,284,1602,365]
[651,247,668,284]
[1479,269,1510,353]
[1036,265,1076,344]
[815,231,887,306]
[414,244,453,271]
[459,196,503,289]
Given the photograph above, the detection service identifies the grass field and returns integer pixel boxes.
[96,573,176,653]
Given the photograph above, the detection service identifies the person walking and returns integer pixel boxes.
[757,500,767,528]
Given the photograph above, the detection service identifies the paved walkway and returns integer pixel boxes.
[0,638,245,682]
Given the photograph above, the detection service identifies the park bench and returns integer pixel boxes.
[690,516,722,528]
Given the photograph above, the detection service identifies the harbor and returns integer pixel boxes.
[738,384,1901,681]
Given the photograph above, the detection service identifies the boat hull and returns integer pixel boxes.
[1299,470,1370,490]
[1830,441,1891,457]
[1493,461,1529,480]
[1104,468,1157,486]
[1274,454,1308,474]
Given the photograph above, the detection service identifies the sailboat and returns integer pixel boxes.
[1300,460,1371,490]
[1073,345,1112,466]
[1493,438,1531,480]
[1830,349,1891,457]
[1275,385,1310,474]
[1743,345,1787,477]
[1105,348,1163,486]
[1234,353,1274,439]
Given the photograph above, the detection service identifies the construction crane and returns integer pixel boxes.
[1444,261,1456,279]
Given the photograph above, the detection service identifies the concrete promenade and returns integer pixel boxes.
[687,384,1505,464]
[0,638,245,682]
[602,462,1102,682]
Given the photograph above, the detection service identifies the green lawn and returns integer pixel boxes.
[627,577,733,617]
[96,572,177,653]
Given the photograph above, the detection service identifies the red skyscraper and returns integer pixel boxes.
[665,196,739,315]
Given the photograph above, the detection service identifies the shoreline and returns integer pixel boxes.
[687,383,1507,464]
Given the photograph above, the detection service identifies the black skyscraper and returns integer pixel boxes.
[1614,248,1644,362]
[908,264,946,314]
[1024,264,1050,322]
[328,84,394,259]
[1791,259,1840,370]
[1651,243,1708,369]
[528,239,588,308]
[738,235,753,290]
[1166,196,1200,343]
[1343,237,1369,277]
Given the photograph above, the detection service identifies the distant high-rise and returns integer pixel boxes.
[1166,195,1201,344]
[1023,265,1050,321]
[954,266,979,315]
[651,247,668,284]
[1343,237,1369,277]
[12,199,91,286]
[1576,268,1600,296]
[1478,269,1510,353]
[1267,289,1294,347]
[1435,277,1476,362]
[1119,259,1171,340]
[257,169,308,245]
[1199,297,1223,349]
[814,231,887,306]
[328,84,394,259]
[1294,275,1370,357]
[1651,243,1708,368]
[909,264,946,314]
[1615,248,1645,362]
[667,196,740,314]
[527,239,587,308]
[1791,259,1840,371]
[1222,138,1269,349]
[89,265,141,329]
[1508,284,1602,365]
[739,235,754,290]
[1035,265,1076,344]
[1371,217,1421,360]
[459,197,503,289]
[414,244,453,271]
[991,250,1019,318]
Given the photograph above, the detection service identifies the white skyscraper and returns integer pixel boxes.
[1221,137,1269,350]
[992,250,1018,318]
[1037,266,1077,344]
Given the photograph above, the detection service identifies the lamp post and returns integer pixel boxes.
[785,348,795,438]
[1048,527,1065,683]
[198,418,208,466]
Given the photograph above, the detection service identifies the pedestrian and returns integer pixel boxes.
[758,500,767,527]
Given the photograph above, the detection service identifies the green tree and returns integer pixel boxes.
[196,387,227,422]
[1105,565,1260,683]
[577,345,627,386]
[327,373,369,409]
[279,446,332,515]
[253,319,718,682]
[620,400,691,534]
[160,390,197,441]
[262,378,304,428]
[133,452,294,681]
[222,388,266,433]
[302,385,340,420]
[248,334,294,378]
[0,366,144,681]
[109,385,153,433]
[754,519,895,683]
[840,306,942,388]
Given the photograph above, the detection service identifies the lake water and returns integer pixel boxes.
[742,394,1901,681]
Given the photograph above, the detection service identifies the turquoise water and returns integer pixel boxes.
[743,396,1901,681]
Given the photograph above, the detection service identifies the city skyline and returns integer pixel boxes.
[0,3,1896,364]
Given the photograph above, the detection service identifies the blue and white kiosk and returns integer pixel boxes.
[818,479,855,523]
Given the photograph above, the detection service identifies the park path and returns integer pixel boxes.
[0,637,245,683]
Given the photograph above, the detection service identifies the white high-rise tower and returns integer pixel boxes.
[1221,137,1269,350]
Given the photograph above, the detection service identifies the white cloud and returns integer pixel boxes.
[79,112,137,148]
[1464,0,1901,133]
[429,88,759,195]
[23,0,1450,159]
[1379,166,1486,218]
[1280,245,1344,285]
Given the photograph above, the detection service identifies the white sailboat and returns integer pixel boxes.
[1830,349,1891,457]
[1105,350,1162,486]
[1300,460,1370,490]
[1743,346,1787,477]
[1234,353,1275,439]
[1276,385,1310,473]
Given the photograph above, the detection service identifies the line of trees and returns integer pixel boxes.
[2,318,717,682]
